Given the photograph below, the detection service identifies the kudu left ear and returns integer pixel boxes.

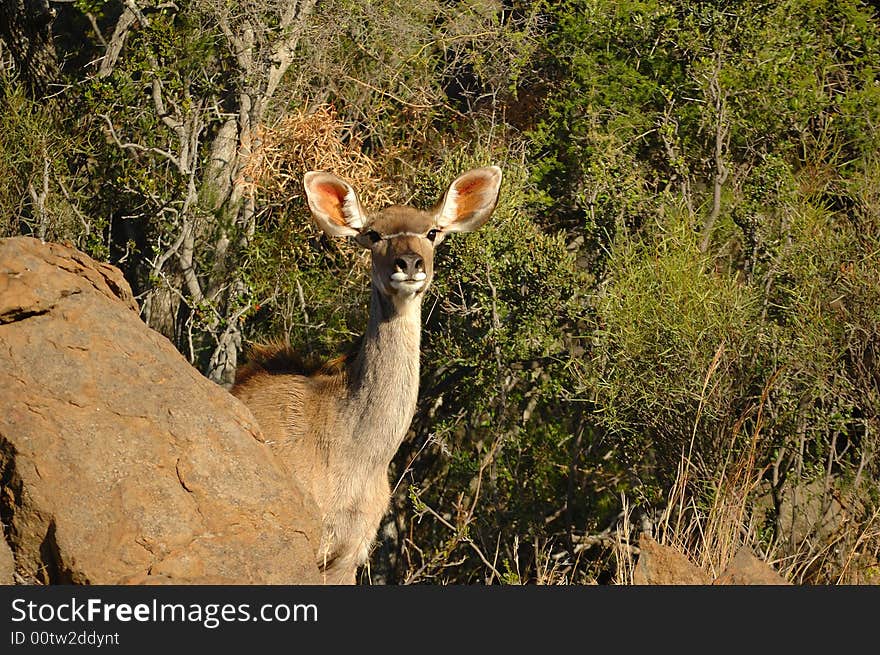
[435,166,502,233]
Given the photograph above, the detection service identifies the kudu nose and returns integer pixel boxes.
[393,254,424,277]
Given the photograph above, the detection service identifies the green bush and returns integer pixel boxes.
[2,0,878,583]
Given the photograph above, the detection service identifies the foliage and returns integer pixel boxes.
[0,83,102,253]
[1,0,879,584]
[532,0,880,582]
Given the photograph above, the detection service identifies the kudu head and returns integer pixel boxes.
[303,166,502,306]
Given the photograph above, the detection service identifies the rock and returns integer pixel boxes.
[0,537,13,584]
[632,534,712,585]
[714,546,788,585]
[753,478,850,549]
[0,236,321,584]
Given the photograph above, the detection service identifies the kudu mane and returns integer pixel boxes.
[234,339,358,386]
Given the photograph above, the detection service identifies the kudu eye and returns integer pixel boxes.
[426,229,440,243]
[366,230,381,244]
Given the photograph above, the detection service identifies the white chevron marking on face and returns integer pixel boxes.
[382,231,426,240]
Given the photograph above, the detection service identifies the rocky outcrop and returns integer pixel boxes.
[0,237,321,584]
[632,534,712,585]
[713,546,788,585]
[632,534,789,585]
[0,537,13,584]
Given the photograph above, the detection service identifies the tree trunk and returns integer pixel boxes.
[201,0,318,385]
[0,0,59,97]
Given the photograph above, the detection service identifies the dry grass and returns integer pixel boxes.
[606,433,880,585]
[240,104,396,209]
[603,356,880,585]
[606,467,880,585]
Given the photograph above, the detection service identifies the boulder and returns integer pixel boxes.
[632,534,790,585]
[0,237,320,584]
[714,546,788,585]
[632,534,712,585]
[0,537,13,584]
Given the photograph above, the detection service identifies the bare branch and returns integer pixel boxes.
[123,0,150,26]
[339,73,436,110]
[147,228,187,280]
[98,2,139,77]
[413,496,504,582]
[84,12,108,48]
[699,60,730,253]
[55,175,92,236]
[149,72,186,135]
[27,154,50,240]
[99,113,180,167]
[261,0,318,105]
[178,219,205,304]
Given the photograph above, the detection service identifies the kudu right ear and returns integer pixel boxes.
[303,172,367,238]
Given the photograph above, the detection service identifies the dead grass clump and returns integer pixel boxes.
[605,357,880,585]
[608,434,880,585]
[240,104,396,209]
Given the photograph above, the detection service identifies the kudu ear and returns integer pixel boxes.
[303,171,367,237]
[435,166,502,233]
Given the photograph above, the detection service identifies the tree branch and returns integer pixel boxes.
[100,113,180,167]
[699,62,730,253]
[98,1,141,77]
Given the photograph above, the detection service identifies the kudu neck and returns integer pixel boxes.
[343,285,423,459]
[354,285,422,382]
[369,285,423,331]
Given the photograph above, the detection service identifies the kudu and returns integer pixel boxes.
[231,166,502,583]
